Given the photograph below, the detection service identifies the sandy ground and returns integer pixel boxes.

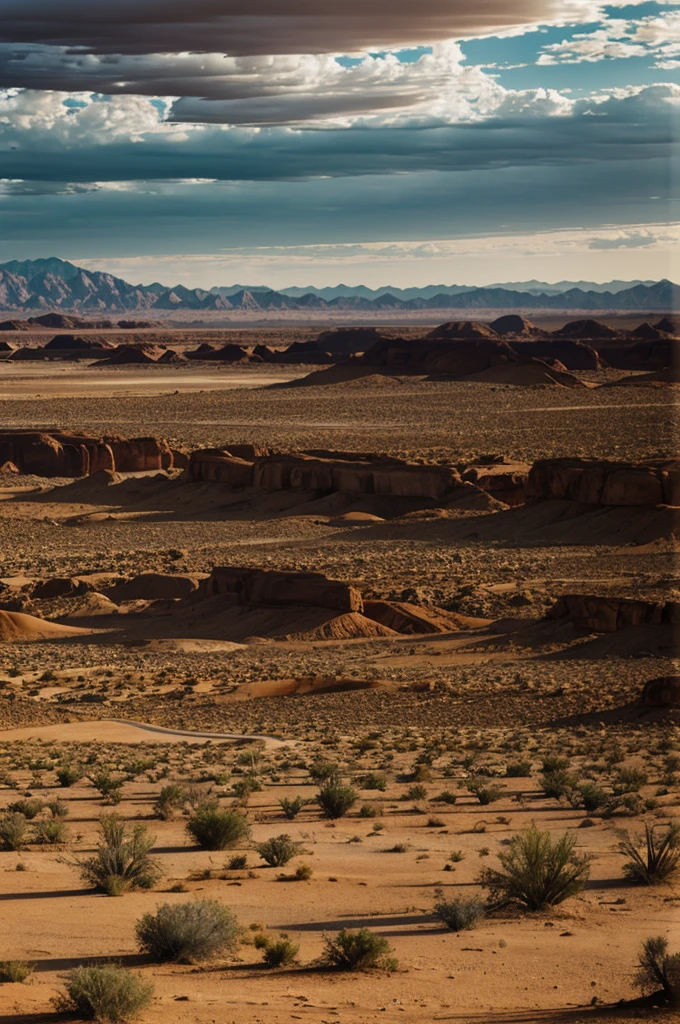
[0,364,307,398]
[0,359,678,1023]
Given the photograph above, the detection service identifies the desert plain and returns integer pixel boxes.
[0,319,678,1024]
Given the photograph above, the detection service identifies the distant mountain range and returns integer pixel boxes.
[0,258,676,313]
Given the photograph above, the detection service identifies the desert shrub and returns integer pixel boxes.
[46,797,69,819]
[227,854,248,870]
[90,770,125,805]
[186,805,251,850]
[308,759,340,783]
[505,761,532,778]
[467,780,503,805]
[359,773,386,791]
[316,781,357,819]
[0,812,27,851]
[427,816,445,828]
[8,798,43,820]
[232,776,261,804]
[279,796,304,820]
[56,965,154,1021]
[322,928,397,971]
[433,890,485,931]
[619,823,680,884]
[405,784,427,801]
[136,899,240,963]
[541,756,570,773]
[33,819,69,845]
[0,959,34,983]
[615,767,648,793]
[575,782,608,812]
[449,850,465,863]
[153,784,185,821]
[635,936,680,1004]
[432,790,457,804]
[254,934,300,968]
[540,770,574,800]
[80,816,162,896]
[256,834,302,867]
[479,823,590,911]
[359,803,377,818]
[56,763,84,787]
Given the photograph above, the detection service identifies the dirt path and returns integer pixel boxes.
[0,717,292,748]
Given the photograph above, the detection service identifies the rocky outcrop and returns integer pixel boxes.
[547,595,678,632]
[591,338,677,371]
[526,458,679,507]
[252,453,460,500]
[641,676,680,707]
[188,449,255,487]
[552,319,623,340]
[201,567,363,612]
[461,461,530,506]
[0,430,182,477]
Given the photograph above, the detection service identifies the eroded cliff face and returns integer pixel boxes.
[0,430,187,477]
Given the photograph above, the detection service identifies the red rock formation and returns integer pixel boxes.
[462,462,530,506]
[202,567,363,612]
[526,458,679,506]
[188,449,255,487]
[0,430,180,477]
[547,595,678,632]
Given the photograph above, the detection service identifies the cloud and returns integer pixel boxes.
[0,2,611,57]
[0,84,675,186]
[538,9,680,64]
[587,230,660,249]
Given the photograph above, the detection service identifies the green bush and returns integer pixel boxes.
[8,798,43,820]
[316,781,357,819]
[33,819,69,845]
[186,805,251,850]
[256,834,302,867]
[80,816,161,896]
[433,890,485,931]
[615,767,648,793]
[540,769,574,800]
[279,796,304,820]
[576,782,608,812]
[0,812,27,851]
[635,936,680,1005]
[56,965,154,1021]
[505,761,532,778]
[308,759,340,783]
[136,900,240,963]
[619,823,680,884]
[90,770,125,805]
[0,959,34,983]
[153,784,185,821]
[432,790,457,804]
[359,773,386,791]
[322,928,397,971]
[479,823,590,911]
[467,780,503,805]
[254,934,300,968]
[46,797,69,819]
[56,763,83,787]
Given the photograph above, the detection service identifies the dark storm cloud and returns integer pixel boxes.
[0,1,593,56]
[1,87,675,185]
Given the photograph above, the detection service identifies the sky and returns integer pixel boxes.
[0,0,678,288]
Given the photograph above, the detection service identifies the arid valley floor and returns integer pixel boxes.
[0,330,678,1024]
